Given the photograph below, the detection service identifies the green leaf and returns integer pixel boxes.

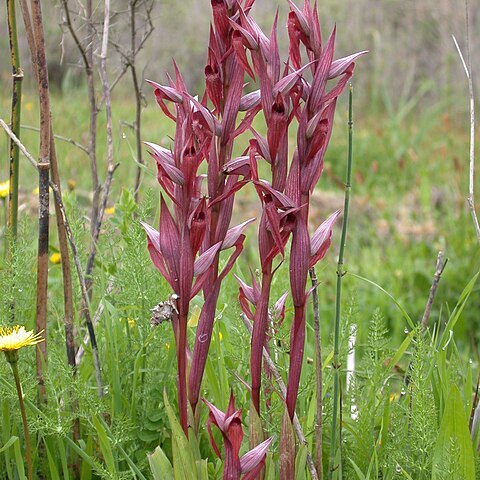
[348,458,367,480]
[92,415,116,472]
[0,435,18,453]
[432,384,475,480]
[438,272,479,349]
[349,273,415,330]
[148,446,174,480]
[294,444,307,480]
[163,390,197,479]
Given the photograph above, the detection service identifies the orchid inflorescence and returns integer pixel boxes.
[142,0,364,474]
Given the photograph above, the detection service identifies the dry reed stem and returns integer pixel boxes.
[29,0,51,402]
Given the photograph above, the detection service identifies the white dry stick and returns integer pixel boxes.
[346,324,357,420]
[453,30,479,242]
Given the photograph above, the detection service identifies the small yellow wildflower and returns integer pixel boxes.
[67,179,77,191]
[390,393,399,403]
[32,187,39,195]
[0,180,10,199]
[105,206,115,215]
[165,343,170,350]
[128,318,135,327]
[0,326,43,358]
[49,253,62,264]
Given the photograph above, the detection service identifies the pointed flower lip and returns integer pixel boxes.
[310,209,341,256]
[239,90,261,111]
[240,437,273,474]
[145,79,183,103]
[287,0,310,36]
[193,241,222,276]
[329,51,368,79]
[144,142,185,186]
[0,326,44,352]
[222,218,256,250]
[272,61,316,97]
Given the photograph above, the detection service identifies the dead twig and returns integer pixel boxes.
[421,251,448,331]
[83,0,120,299]
[21,124,89,155]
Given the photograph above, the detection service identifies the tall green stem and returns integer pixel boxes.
[6,0,23,241]
[9,359,33,480]
[328,85,353,480]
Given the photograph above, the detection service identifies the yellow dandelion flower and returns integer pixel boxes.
[218,331,223,341]
[0,180,10,199]
[0,326,44,353]
[67,179,77,191]
[165,343,170,350]
[49,253,62,264]
[105,206,115,215]
[128,318,135,327]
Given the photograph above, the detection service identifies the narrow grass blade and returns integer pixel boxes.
[348,272,415,330]
[432,384,475,479]
[148,446,174,480]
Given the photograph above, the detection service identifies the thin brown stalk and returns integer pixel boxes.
[85,0,100,240]
[309,267,323,478]
[29,0,51,402]
[241,313,319,480]
[0,119,104,398]
[19,0,76,378]
[421,251,447,331]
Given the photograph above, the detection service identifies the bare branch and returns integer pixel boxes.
[84,0,119,292]
[421,251,448,331]
[21,124,89,154]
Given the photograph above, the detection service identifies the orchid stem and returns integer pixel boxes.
[328,84,353,480]
[9,359,33,480]
[309,267,323,478]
